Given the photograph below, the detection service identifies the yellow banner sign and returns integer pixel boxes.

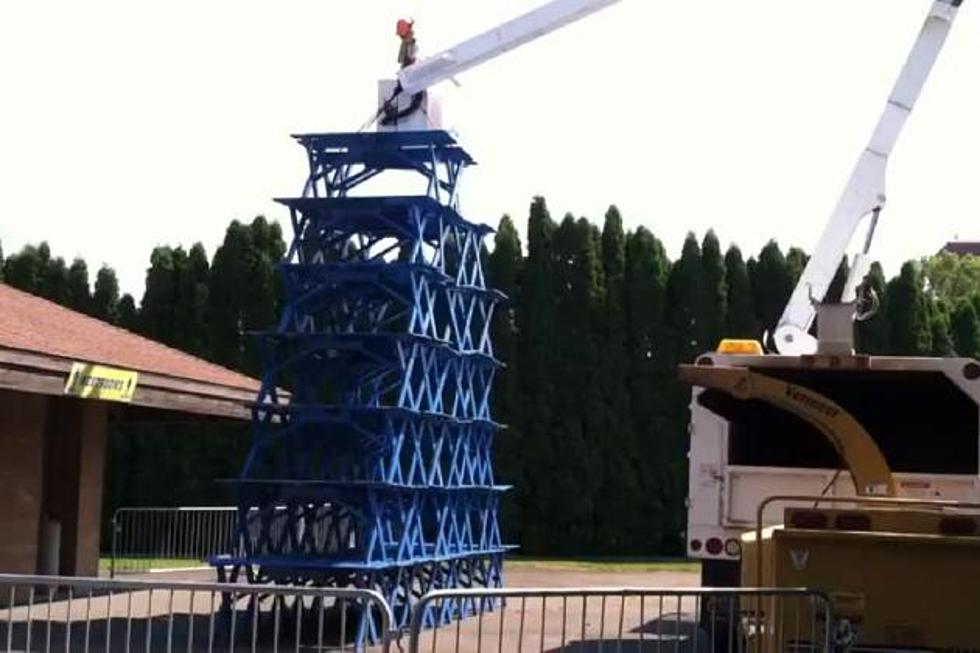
[64,363,139,403]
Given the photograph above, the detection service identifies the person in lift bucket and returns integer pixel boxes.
[396,19,417,68]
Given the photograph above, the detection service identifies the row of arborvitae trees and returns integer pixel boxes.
[0,217,285,374]
[3,202,980,555]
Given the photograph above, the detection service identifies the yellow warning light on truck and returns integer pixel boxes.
[716,339,763,355]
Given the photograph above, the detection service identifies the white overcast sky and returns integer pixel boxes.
[1,1,978,298]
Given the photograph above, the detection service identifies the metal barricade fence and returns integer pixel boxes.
[407,587,834,653]
[109,508,239,577]
[109,507,307,577]
[0,573,394,653]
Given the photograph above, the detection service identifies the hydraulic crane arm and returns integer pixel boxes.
[396,0,621,96]
[679,364,897,497]
[774,0,963,355]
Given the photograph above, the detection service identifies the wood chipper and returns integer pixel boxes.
[680,303,980,649]
[739,500,980,649]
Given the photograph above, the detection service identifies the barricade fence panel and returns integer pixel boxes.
[109,508,238,576]
[407,587,834,653]
[0,574,393,653]
[109,507,299,577]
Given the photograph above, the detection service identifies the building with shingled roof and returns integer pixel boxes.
[0,283,259,577]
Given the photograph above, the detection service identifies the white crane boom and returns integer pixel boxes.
[773,0,962,355]
[396,0,620,96]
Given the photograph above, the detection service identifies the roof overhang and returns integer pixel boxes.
[0,346,254,420]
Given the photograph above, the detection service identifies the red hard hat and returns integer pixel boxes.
[396,19,414,37]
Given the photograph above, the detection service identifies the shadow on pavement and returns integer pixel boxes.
[546,614,714,653]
